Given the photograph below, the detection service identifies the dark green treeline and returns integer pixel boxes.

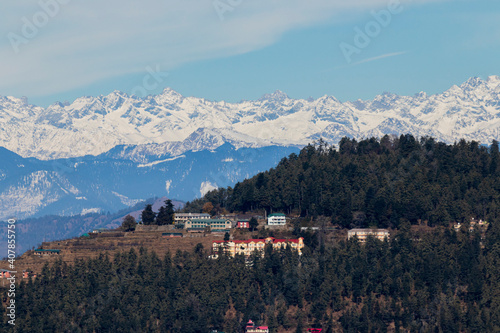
[3,224,500,332]
[185,135,500,228]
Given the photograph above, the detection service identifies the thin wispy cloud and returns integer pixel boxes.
[0,0,441,100]
[332,51,409,71]
[352,51,409,66]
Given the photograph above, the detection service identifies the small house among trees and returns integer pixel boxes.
[245,320,269,333]
[267,213,286,226]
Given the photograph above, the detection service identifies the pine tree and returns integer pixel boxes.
[249,217,259,231]
[164,199,175,224]
[156,206,168,225]
[157,200,175,225]
[141,204,156,225]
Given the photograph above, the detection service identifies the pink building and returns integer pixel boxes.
[213,237,305,257]
[0,271,12,278]
[236,220,249,228]
[245,320,269,333]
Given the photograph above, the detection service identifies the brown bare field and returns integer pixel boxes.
[0,220,352,277]
[0,230,226,275]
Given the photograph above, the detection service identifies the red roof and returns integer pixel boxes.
[273,238,301,243]
[245,319,269,331]
[214,237,302,245]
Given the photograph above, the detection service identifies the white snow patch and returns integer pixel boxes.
[81,208,101,215]
[111,191,143,206]
[137,155,185,168]
[0,170,60,220]
[200,181,217,197]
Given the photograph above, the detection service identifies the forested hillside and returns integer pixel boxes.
[3,135,500,332]
[185,135,500,228]
[2,224,500,332]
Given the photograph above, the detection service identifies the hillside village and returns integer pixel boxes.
[0,211,306,277]
[0,205,488,280]
[0,206,491,332]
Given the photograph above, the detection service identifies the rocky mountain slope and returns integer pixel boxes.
[1,76,499,160]
[0,144,299,221]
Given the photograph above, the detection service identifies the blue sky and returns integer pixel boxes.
[0,0,499,107]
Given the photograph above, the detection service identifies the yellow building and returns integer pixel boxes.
[213,237,304,257]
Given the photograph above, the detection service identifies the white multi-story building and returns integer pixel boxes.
[174,213,210,224]
[267,213,286,226]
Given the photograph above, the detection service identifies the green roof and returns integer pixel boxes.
[189,219,229,223]
[268,213,285,217]
[35,249,60,253]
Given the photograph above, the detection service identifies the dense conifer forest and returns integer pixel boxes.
[2,225,500,332]
[3,135,500,332]
[185,135,500,228]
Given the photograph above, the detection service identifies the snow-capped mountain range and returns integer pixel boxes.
[2,76,500,160]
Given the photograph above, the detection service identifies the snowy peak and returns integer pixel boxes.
[1,76,500,160]
[153,87,184,105]
[460,75,500,90]
[462,76,484,88]
[457,76,500,100]
[160,87,183,98]
[259,90,290,102]
[487,75,500,85]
